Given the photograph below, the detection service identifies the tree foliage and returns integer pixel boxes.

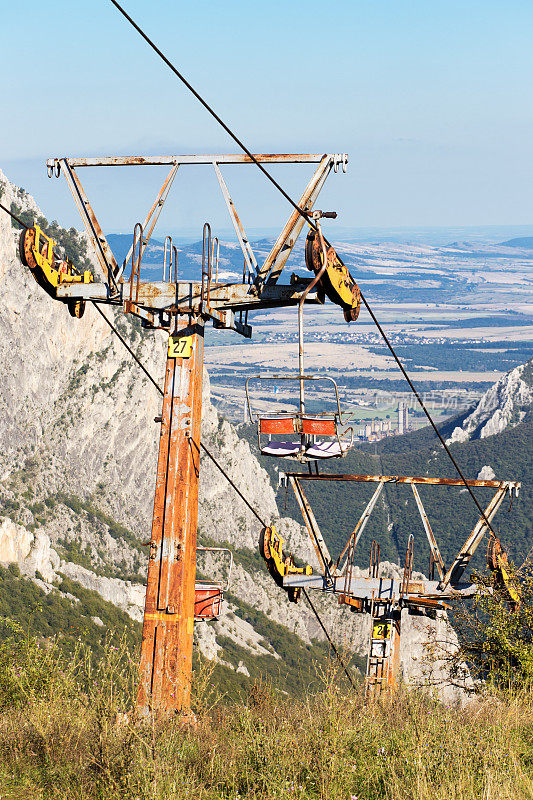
[454,562,533,690]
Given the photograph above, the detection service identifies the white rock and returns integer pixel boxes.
[21,530,60,582]
[0,517,32,564]
[447,359,532,444]
[59,561,145,622]
[477,465,496,481]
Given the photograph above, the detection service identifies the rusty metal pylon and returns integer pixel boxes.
[137,316,205,716]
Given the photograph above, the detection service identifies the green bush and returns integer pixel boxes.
[454,563,533,691]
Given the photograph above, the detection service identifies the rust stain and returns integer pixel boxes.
[137,318,205,717]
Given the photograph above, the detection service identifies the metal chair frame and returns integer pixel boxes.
[194,546,234,621]
[245,374,354,462]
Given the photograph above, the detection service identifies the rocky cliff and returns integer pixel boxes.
[0,168,468,703]
[448,359,533,444]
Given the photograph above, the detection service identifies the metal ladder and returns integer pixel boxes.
[365,598,400,700]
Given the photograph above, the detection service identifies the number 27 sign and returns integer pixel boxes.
[168,334,193,359]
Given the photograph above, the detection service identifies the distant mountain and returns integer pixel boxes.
[106,233,245,282]
[499,237,533,249]
[447,359,533,444]
[106,233,165,266]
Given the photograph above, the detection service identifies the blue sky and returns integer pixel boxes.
[2,0,532,237]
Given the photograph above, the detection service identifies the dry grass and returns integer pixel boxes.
[0,637,532,799]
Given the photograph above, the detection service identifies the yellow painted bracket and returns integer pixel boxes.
[261,524,312,580]
[497,556,521,610]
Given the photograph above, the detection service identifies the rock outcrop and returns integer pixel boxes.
[447,359,533,444]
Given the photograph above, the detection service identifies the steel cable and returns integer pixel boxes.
[107,0,498,538]
[302,589,356,689]
[91,303,165,396]
[0,200,30,228]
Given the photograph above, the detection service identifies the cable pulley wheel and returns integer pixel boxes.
[305,229,361,322]
[19,227,57,299]
[259,526,272,560]
[487,536,505,572]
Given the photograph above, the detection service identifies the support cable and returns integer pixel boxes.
[91,303,164,397]
[106,0,497,536]
[196,439,267,527]
[302,589,355,689]
[0,200,30,229]
[109,0,308,223]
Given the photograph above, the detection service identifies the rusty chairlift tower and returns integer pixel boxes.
[31,151,357,716]
[255,471,521,699]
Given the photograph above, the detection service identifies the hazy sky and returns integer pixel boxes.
[2,0,532,236]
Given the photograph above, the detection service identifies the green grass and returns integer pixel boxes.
[0,630,532,799]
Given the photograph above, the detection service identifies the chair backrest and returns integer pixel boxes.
[301,417,337,436]
[259,416,296,435]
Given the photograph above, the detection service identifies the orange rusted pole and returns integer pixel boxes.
[137,316,204,717]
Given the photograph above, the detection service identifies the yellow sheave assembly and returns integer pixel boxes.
[305,228,361,322]
[259,524,312,604]
[19,224,93,318]
[487,535,521,612]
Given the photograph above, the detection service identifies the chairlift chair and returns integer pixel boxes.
[244,215,354,463]
[194,546,233,621]
[246,374,354,461]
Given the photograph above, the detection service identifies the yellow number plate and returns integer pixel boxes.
[372,620,392,640]
[168,334,193,359]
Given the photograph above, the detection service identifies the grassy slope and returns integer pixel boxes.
[0,633,532,800]
[0,566,359,702]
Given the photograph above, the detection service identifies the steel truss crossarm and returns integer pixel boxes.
[117,164,179,282]
[411,484,445,581]
[61,159,119,292]
[438,486,509,589]
[254,155,337,290]
[212,162,258,280]
[335,480,385,572]
[289,476,334,580]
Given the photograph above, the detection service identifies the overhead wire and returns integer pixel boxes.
[0,200,29,229]
[302,589,355,689]
[107,0,498,538]
[91,303,164,396]
[0,2,504,682]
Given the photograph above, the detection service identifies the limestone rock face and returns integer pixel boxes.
[0,518,32,565]
[59,560,146,622]
[20,530,60,582]
[447,359,533,444]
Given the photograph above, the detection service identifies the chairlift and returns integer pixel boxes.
[245,215,354,462]
[194,546,233,621]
